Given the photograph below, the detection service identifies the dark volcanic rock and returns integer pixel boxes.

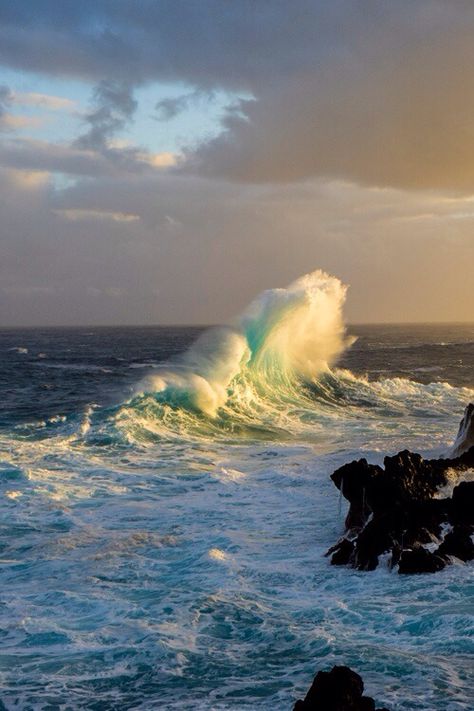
[293,665,389,710]
[450,402,474,457]
[331,458,382,530]
[451,481,474,525]
[437,526,474,562]
[326,537,354,565]
[326,407,474,574]
[398,546,446,574]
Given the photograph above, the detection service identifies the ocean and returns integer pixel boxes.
[0,272,473,710]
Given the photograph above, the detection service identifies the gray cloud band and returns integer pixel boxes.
[2,1,474,190]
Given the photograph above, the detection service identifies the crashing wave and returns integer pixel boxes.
[114,270,474,444]
[136,270,352,416]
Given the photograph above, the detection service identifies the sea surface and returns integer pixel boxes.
[0,274,473,710]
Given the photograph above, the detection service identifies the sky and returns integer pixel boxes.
[1,0,474,326]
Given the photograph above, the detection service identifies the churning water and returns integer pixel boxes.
[1,271,473,709]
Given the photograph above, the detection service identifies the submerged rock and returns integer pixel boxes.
[326,405,474,574]
[293,665,389,710]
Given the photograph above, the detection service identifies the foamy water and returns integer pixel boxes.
[0,272,473,709]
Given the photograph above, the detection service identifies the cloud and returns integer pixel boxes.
[1,114,45,130]
[12,91,76,111]
[2,285,56,297]
[6,167,50,189]
[75,80,137,151]
[155,93,194,121]
[0,137,117,176]
[0,137,175,178]
[181,5,474,191]
[1,162,473,326]
[0,84,12,130]
[54,207,140,223]
[2,2,474,326]
[0,84,11,108]
[5,1,474,191]
[0,86,48,132]
[138,151,176,168]
[155,89,215,121]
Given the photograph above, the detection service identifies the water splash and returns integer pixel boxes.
[136,270,352,417]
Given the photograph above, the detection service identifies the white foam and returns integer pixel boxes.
[137,270,351,417]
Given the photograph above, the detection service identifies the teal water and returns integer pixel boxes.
[1,275,473,709]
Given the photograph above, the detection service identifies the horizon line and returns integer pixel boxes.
[1,320,474,330]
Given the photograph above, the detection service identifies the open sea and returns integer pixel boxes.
[0,272,473,710]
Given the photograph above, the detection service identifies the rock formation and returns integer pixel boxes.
[326,404,474,574]
[450,402,474,457]
[293,665,389,710]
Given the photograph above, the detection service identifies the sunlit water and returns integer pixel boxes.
[1,274,473,710]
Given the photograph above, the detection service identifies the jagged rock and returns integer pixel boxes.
[398,546,446,574]
[326,406,474,574]
[293,665,389,711]
[331,458,381,530]
[450,403,474,457]
[451,481,474,525]
[437,526,474,562]
[326,537,355,565]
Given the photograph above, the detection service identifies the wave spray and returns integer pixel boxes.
[137,270,352,416]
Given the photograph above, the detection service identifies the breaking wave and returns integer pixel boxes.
[114,270,473,444]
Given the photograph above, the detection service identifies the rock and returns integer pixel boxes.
[398,546,446,574]
[326,406,474,574]
[437,526,474,562]
[450,402,474,457]
[293,665,389,710]
[326,537,354,565]
[353,511,403,571]
[451,481,474,525]
[331,459,381,530]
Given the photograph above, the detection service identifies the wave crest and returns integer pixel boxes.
[137,270,351,416]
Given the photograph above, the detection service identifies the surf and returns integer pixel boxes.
[134,270,352,416]
[113,270,473,446]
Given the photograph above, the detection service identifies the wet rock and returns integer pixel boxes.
[326,537,354,565]
[437,525,474,562]
[450,402,474,457]
[293,665,389,710]
[352,511,402,571]
[451,481,474,525]
[326,406,474,574]
[398,546,446,574]
[331,458,381,530]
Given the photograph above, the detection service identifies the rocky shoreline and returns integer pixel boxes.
[293,405,474,709]
[326,404,474,574]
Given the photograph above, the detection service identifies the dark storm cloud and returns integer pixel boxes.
[2,2,474,189]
